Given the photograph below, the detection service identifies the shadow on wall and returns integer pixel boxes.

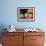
[0,24,7,43]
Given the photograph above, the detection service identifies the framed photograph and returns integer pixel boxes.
[17,7,35,22]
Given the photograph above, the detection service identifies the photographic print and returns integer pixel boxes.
[17,7,35,22]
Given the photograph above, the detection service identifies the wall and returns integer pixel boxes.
[0,0,46,30]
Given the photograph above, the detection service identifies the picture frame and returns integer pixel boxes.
[17,7,35,22]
